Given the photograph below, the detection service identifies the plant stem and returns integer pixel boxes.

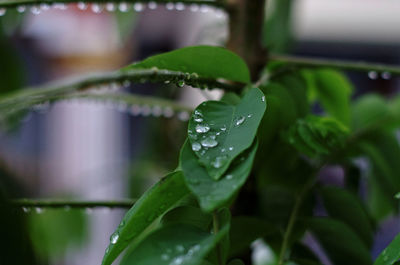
[269,54,400,76]
[213,211,224,265]
[0,0,225,8]
[11,199,136,208]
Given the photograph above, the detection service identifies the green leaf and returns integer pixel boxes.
[102,171,190,265]
[351,94,389,131]
[306,217,372,265]
[373,233,400,265]
[0,37,24,95]
[180,139,258,212]
[126,46,251,84]
[161,206,212,231]
[229,216,277,257]
[319,186,374,247]
[227,259,245,265]
[283,115,349,157]
[187,87,266,180]
[308,69,353,125]
[120,208,230,265]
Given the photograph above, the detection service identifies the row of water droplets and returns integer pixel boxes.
[367,71,392,80]
[20,206,117,214]
[0,1,226,17]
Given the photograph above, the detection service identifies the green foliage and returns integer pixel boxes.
[374,233,400,265]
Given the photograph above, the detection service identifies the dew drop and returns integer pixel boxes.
[165,2,174,10]
[381,71,391,80]
[130,105,142,116]
[22,207,30,213]
[195,124,210,133]
[191,72,199,79]
[106,3,116,12]
[178,111,190,121]
[151,106,162,117]
[211,156,227,168]
[148,1,157,10]
[200,5,209,13]
[220,125,226,131]
[117,102,128,112]
[194,110,203,116]
[228,146,234,151]
[192,142,202,151]
[221,148,226,152]
[77,2,88,10]
[247,114,252,118]
[190,3,199,12]
[16,5,26,13]
[105,246,110,254]
[177,80,185,87]
[201,137,218,148]
[161,254,170,261]
[141,105,151,116]
[226,174,233,180]
[110,232,119,244]
[35,207,44,214]
[368,71,378,80]
[194,117,203,122]
[54,3,67,10]
[133,2,144,12]
[40,3,50,11]
[261,95,266,102]
[175,2,185,11]
[163,107,174,118]
[118,2,130,12]
[30,6,41,15]
[176,245,185,252]
[0,8,6,16]
[171,256,184,265]
[395,192,400,199]
[235,116,245,126]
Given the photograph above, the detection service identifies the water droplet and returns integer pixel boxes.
[165,2,174,10]
[215,9,225,19]
[54,3,67,10]
[191,142,202,151]
[161,254,170,260]
[141,105,151,116]
[117,102,128,112]
[175,2,185,11]
[35,207,44,214]
[22,207,30,213]
[226,174,233,180]
[133,2,144,12]
[216,132,221,136]
[178,111,190,121]
[148,1,157,10]
[261,95,265,102]
[105,246,110,254]
[151,106,162,117]
[247,114,252,118]
[201,137,218,148]
[381,71,391,80]
[395,192,400,199]
[40,3,50,11]
[211,156,227,168]
[200,5,209,13]
[228,146,234,151]
[163,107,174,118]
[176,245,185,252]
[194,110,203,116]
[220,125,227,131]
[195,124,210,133]
[190,3,199,12]
[194,117,203,122]
[177,80,185,87]
[235,116,245,126]
[368,71,378,80]
[91,3,103,13]
[221,148,226,152]
[106,3,116,12]
[30,6,41,15]
[191,72,199,79]
[119,220,126,227]
[16,5,26,13]
[77,2,88,10]
[130,105,141,116]
[85,207,93,214]
[118,2,130,12]
[110,232,119,244]
[171,256,184,265]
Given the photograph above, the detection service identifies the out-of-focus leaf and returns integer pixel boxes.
[180,139,258,212]
[120,208,230,265]
[283,115,349,157]
[0,35,24,95]
[227,259,245,265]
[351,94,389,131]
[319,186,374,247]
[306,217,372,265]
[373,233,400,265]
[29,209,86,259]
[187,87,266,180]
[102,171,190,265]
[126,46,251,84]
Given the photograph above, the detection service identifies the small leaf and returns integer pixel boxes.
[306,217,372,265]
[102,171,190,265]
[120,208,230,265]
[126,45,251,84]
[180,139,258,212]
[319,186,374,247]
[373,233,400,265]
[188,87,266,180]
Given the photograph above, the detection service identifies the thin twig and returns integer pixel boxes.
[269,54,400,76]
[11,199,136,208]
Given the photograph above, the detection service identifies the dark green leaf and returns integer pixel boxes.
[180,139,258,212]
[126,46,251,84]
[227,259,245,265]
[187,87,266,180]
[374,233,400,265]
[308,69,353,125]
[161,206,212,231]
[120,208,230,265]
[229,216,277,257]
[102,171,190,265]
[319,186,374,247]
[306,217,372,265]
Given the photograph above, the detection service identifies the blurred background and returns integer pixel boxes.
[0,0,399,264]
